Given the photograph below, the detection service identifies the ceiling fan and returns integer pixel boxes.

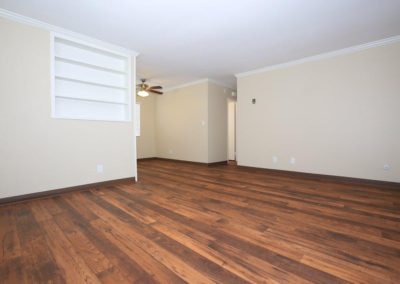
[136,79,163,97]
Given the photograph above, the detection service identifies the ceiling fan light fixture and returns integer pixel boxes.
[137,90,149,97]
[137,79,163,96]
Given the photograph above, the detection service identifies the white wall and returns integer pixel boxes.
[0,17,137,199]
[237,41,400,182]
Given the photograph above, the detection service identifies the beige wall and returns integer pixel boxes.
[208,82,232,163]
[0,18,137,199]
[237,42,400,182]
[155,82,209,163]
[136,95,156,158]
[227,100,236,161]
[152,80,232,163]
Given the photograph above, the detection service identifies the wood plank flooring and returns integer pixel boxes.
[1,159,400,283]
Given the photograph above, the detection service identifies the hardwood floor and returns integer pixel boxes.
[1,159,400,283]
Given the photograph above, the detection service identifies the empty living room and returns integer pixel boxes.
[1,1,400,283]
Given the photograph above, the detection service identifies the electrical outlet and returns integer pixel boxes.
[383,164,391,171]
[97,164,104,173]
[290,157,296,165]
[272,156,278,164]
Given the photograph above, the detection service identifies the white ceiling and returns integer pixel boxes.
[1,0,400,89]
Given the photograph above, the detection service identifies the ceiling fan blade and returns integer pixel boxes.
[149,90,163,95]
[148,86,162,90]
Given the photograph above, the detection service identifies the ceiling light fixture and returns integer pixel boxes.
[136,79,163,97]
[137,90,149,97]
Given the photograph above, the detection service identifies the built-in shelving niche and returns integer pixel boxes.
[52,35,131,121]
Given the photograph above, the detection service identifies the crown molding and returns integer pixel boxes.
[0,8,139,57]
[164,79,210,92]
[235,34,400,78]
[164,78,235,92]
[208,79,235,90]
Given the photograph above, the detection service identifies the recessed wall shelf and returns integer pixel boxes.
[51,33,132,122]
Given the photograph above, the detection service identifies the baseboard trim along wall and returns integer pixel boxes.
[139,158,399,189]
[237,165,400,190]
[137,157,228,167]
[0,177,136,206]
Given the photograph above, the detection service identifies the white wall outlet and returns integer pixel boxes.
[383,164,391,171]
[97,164,104,173]
[290,157,296,165]
[272,156,278,164]
[201,120,206,126]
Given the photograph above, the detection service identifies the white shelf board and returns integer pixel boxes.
[53,114,130,122]
[55,75,128,90]
[55,36,129,59]
[55,56,126,74]
[55,95,129,105]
